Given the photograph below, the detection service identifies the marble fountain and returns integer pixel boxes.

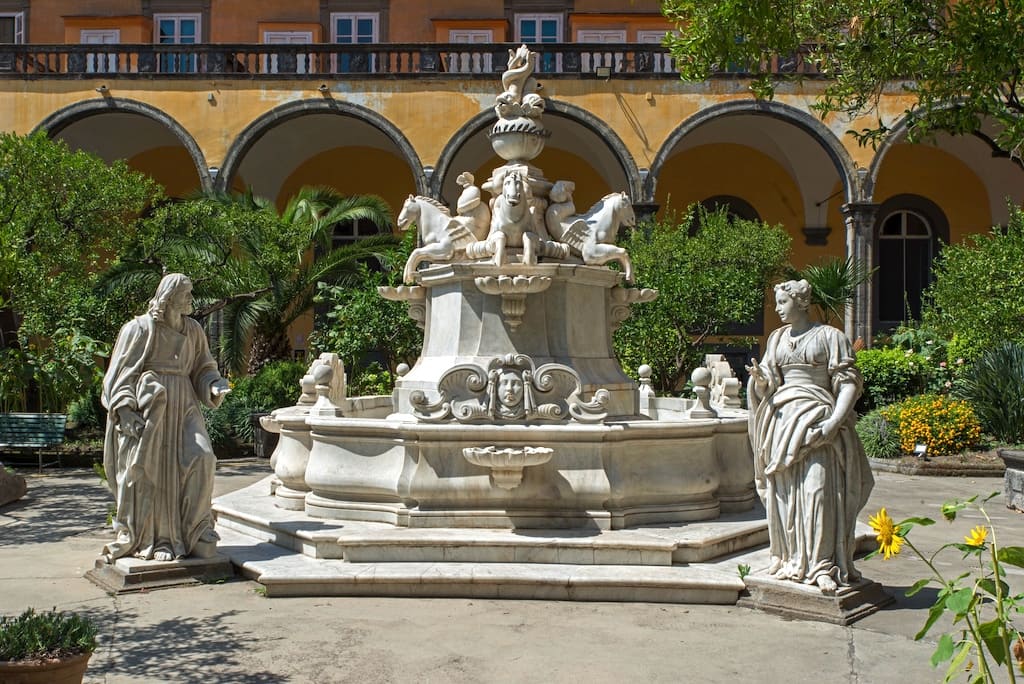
[213,46,772,602]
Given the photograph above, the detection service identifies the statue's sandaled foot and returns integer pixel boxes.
[816,574,837,595]
[153,549,174,562]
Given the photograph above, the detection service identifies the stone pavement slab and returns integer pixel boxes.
[0,461,1021,683]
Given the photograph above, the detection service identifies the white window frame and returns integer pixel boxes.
[153,13,201,73]
[330,12,379,73]
[153,13,201,44]
[576,29,625,73]
[447,29,493,73]
[330,12,378,43]
[80,29,121,74]
[515,13,562,72]
[0,11,24,44]
[262,30,314,74]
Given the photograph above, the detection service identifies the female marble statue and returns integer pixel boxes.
[101,274,231,562]
[747,280,874,593]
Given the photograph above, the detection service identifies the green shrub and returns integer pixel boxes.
[203,359,306,449]
[0,608,97,661]
[924,205,1024,355]
[855,347,927,411]
[856,409,901,459]
[956,342,1024,444]
[880,394,982,458]
[348,362,394,396]
[614,207,791,393]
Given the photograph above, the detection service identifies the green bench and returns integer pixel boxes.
[0,413,67,472]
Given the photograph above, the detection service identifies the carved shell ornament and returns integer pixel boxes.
[410,353,609,424]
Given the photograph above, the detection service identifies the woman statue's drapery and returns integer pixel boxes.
[747,280,874,593]
[101,274,230,562]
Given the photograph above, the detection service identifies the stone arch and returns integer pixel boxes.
[220,99,427,196]
[33,98,212,191]
[648,100,860,205]
[431,100,643,202]
[865,111,1024,204]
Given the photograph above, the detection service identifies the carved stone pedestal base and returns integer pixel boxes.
[738,574,894,625]
[85,553,234,594]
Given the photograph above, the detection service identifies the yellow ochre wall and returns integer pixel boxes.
[873,144,992,243]
[127,147,202,198]
[275,146,415,218]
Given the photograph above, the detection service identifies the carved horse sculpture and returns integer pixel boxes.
[467,170,566,267]
[557,192,636,282]
[398,195,488,283]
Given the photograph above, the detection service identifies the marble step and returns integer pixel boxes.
[213,477,769,566]
[217,526,746,602]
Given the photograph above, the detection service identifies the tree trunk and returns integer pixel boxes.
[247,327,292,375]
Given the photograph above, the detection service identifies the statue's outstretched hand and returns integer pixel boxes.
[746,358,767,388]
[211,378,232,398]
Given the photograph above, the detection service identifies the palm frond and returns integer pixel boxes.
[786,257,875,325]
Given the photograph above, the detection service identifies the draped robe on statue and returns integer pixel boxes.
[747,324,874,586]
[101,314,222,561]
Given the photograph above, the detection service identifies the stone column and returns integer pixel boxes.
[840,202,879,346]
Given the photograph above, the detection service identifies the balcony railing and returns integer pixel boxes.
[0,43,822,80]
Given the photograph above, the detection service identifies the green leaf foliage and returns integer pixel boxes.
[613,207,791,393]
[0,132,162,410]
[976,620,1007,666]
[955,342,1024,444]
[855,347,929,412]
[0,608,97,661]
[924,207,1024,364]
[855,408,901,458]
[662,0,1024,155]
[931,632,955,667]
[311,231,423,390]
[996,546,1024,569]
[786,257,874,326]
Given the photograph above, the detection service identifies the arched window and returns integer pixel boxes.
[873,195,948,332]
[331,216,382,248]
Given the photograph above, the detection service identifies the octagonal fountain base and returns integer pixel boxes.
[213,475,770,601]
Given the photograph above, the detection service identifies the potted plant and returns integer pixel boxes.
[0,608,97,683]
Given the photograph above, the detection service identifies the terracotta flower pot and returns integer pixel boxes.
[0,650,92,684]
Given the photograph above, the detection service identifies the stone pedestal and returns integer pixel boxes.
[85,553,234,594]
[395,262,638,418]
[0,467,27,507]
[739,574,894,625]
[999,449,1024,512]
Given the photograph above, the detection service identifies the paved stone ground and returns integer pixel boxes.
[1,460,1021,683]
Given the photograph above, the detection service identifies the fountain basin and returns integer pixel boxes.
[301,409,755,530]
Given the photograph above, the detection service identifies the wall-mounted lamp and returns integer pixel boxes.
[95,84,108,94]
[317,83,330,93]
[208,166,220,181]
[207,92,216,104]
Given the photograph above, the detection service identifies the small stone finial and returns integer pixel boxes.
[396,363,410,378]
[689,366,717,419]
[637,364,656,419]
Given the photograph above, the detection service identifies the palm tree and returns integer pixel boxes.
[786,257,875,326]
[99,186,397,375]
[228,187,396,374]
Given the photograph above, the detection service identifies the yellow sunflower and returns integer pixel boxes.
[869,508,903,559]
[964,525,989,547]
